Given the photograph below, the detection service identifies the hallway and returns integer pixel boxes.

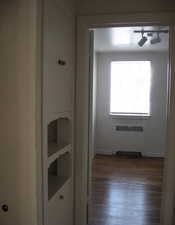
[89,155,164,225]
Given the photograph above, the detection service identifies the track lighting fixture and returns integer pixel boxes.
[147,32,153,37]
[138,31,148,47]
[134,29,168,47]
[150,32,161,44]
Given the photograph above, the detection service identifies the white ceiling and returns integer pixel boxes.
[94,26,169,52]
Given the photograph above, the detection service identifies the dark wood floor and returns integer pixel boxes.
[88,155,164,225]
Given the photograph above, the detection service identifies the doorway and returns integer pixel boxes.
[88,26,169,225]
[75,13,175,225]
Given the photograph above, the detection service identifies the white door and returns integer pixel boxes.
[0,3,23,225]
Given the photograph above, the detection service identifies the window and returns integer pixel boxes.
[110,61,151,117]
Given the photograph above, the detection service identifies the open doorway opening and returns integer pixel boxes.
[89,26,169,225]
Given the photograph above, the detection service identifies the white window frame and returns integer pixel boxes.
[109,60,152,119]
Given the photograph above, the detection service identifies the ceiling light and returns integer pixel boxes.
[147,32,153,37]
[151,32,161,44]
[138,31,148,47]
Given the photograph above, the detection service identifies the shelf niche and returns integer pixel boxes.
[48,152,71,200]
[48,117,71,157]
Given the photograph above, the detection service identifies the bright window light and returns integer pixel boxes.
[110,61,151,116]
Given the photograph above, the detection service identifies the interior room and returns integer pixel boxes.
[89,26,169,225]
[2,1,175,225]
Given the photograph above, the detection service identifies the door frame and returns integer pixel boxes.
[75,12,175,225]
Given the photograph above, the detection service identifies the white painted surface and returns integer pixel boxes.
[91,52,98,159]
[42,0,75,224]
[76,0,175,15]
[95,51,168,157]
[0,0,39,225]
[48,179,73,225]
[43,0,75,119]
[94,26,169,52]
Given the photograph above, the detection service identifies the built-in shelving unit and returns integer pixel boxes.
[47,115,72,201]
[48,144,71,168]
[48,152,71,200]
[48,117,71,157]
[43,0,74,224]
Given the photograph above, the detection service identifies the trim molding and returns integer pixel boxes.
[96,149,165,157]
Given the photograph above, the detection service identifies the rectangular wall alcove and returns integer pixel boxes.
[48,117,71,157]
[48,152,71,200]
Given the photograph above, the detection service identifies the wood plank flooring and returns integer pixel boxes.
[88,155,164,225]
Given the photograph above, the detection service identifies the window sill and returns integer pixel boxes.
[109,113,151,119]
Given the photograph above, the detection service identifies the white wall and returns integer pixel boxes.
[95,51,168,157]
[0,0,40,225]
[76,0,175,15]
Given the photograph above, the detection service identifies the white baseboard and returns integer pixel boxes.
[95,148,164,158]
